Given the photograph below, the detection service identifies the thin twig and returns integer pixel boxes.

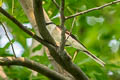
[72,50,79,62]
[0,66,8,80]
[70,16,76,32]
[59,0,66,52]
[65,0,120,20]
[0,6,89,80]
[65,17,76,42]
[34,0,56,46]
[0,57,70,80]
[0,22,17,58]
[51,0,60,9]
[12,0,14,14]
[0,7,53,47]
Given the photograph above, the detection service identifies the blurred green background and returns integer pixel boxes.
[0,0,120,80]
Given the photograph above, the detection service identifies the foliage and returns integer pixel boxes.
[0,0,120,80]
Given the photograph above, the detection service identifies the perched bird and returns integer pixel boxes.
[46,23,105,66]
[44,10,105,66]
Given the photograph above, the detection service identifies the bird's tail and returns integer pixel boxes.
[83,50,105,66]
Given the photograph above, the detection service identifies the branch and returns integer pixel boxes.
[33,1,89,80]
[65,17,76,42]
[0,6,69,80]
[72,50,79,62]
[0,66,8,80]
[65,0,120,20]
[47,44,89,80]
[0,22,16,58]
[18,0,39,35]
[51,0,60,9]
[0,3,89,80]
[18,0,65,76]
[59,0,66,52]
[45,47,64,73]
[0,57,69,80]
[0,7,53,47]
[33,0,56,45]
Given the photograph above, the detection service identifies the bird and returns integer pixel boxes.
[43,10,105,66]
[46,23,105,66]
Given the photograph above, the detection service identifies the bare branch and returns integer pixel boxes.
[45,47,65,73]
[0,4,89,80]
[65,17,76,41]
[0,66,8,80]
[59,0,66,52]
[33,0,56,46]
[33,1,88,79]
[0,57,69,80]
[72,50,79,62]
[51,0,60,9]
[47,45,89,80]
[0,22,16,58]
[18,0,64,76]
[65,0,120,20]
[12,0,15,14]
[0,7,53,47]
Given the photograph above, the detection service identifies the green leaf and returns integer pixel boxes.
[32,44,42,52]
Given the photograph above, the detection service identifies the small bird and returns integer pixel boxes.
[43,10,105,66]
[46,23,105,66]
